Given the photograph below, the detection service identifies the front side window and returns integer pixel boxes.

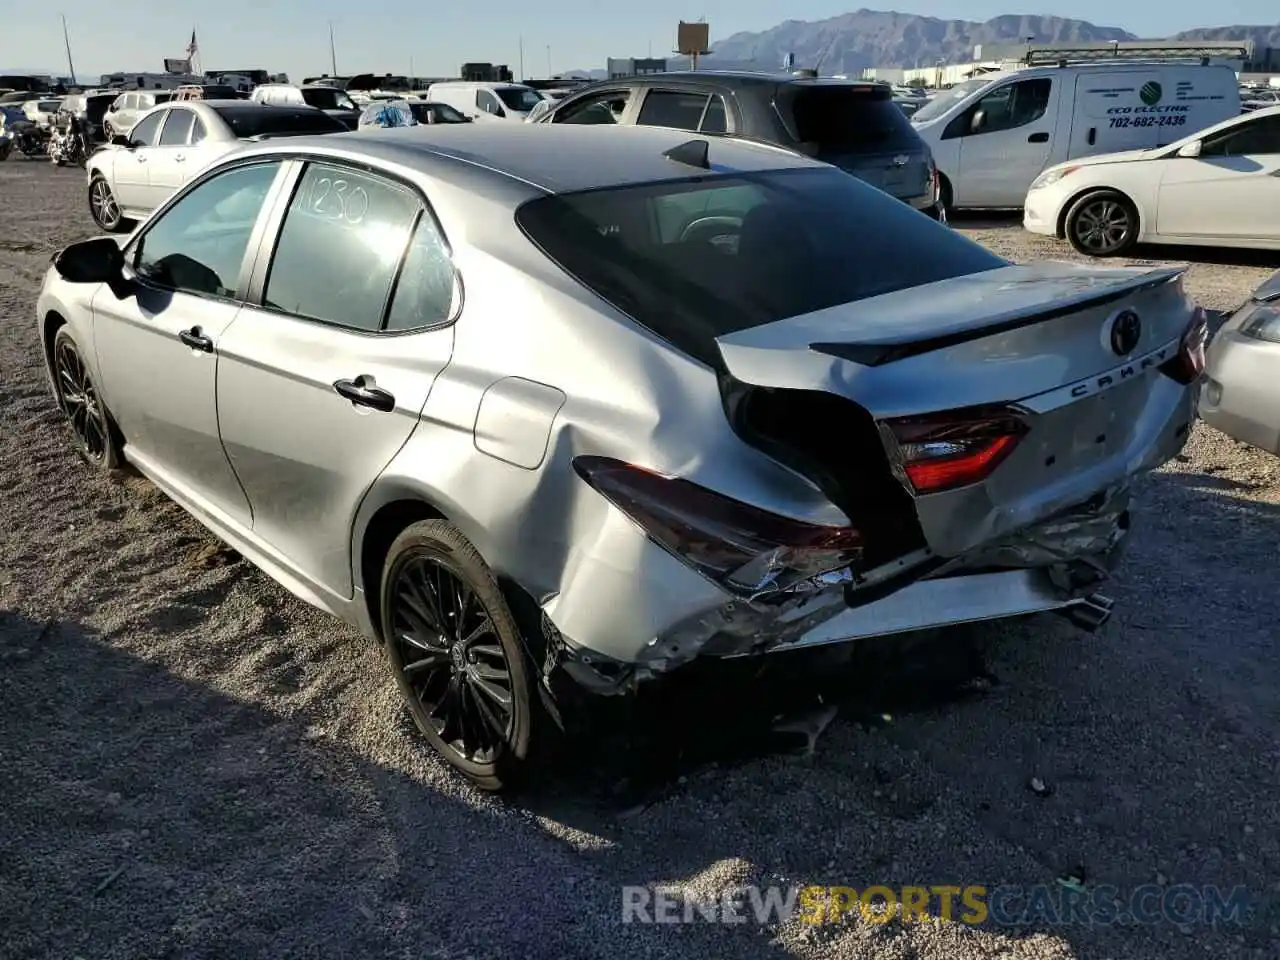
[701,95,728,133]
[1200,115,1280,157]
[128,110,164,146]
[133,161,282,299]
[476,90,503,115]
[516,167,1005,368]
[263,163,422,331]
[554,90,630,124]
[964,78,1052,136]
[636,90,711,131]
[158,109,195,145]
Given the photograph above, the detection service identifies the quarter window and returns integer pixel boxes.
[133,161,282,299]
[190,117,207,143]
[385,214,456,330]
[128,110,164,146]
[701,95,727,133]
[159,110,195,145]
[263,163,421,331]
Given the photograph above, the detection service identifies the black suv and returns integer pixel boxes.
[536,71,941,218]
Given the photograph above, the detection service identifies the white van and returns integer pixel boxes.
[910,62,1240,211]
[424,81,546,121]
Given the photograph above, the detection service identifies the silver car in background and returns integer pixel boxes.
[37,123,1206,789]
[1200,269,1280,453]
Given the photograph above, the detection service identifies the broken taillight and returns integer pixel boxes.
[1158,306,1209,385]
[883,404,1028,495]
[572,455,863,596]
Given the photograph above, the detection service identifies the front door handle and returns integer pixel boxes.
[1027,131,1049,143]
[174,153,185,162]
[178,326,213,352]
[333,376,395,412]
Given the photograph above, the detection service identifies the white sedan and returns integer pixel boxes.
[86,100,345,232]
[1023,105,1280,257]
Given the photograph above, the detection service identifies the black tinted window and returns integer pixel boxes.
[476,90,503,114]
[701,95,727,133]
[212,106,345,138]
[637,91,708,131]
[496,87,544,112]
[135,162,281,298]
[786,85,922,152]
[158,110,194,145]
[964,78,1052,136]
[1201,115,1280,157]
[128,111,164,145]
[516,168,1004,368]
[264,164,421,331]
[385,214,455,330]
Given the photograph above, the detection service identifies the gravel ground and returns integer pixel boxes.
[3,160,1280,960]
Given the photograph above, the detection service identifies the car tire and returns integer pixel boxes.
[102,119,114,140]
[1064,189,1139,258]
[51,326,124,472]
[936,174,954,222]
[380,519,542,791]
[88,174,130,233]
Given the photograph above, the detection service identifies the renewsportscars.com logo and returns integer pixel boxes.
[1140,81,1163,106]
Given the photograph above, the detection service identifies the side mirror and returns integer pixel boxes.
[53,237,124,284]
[1177,140,1202,159]
[110,134,132,148]
[970,110,986,133]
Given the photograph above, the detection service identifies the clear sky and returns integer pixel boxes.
[3,1,1276,82]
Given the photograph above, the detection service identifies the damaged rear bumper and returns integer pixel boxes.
[541,486,1131,698]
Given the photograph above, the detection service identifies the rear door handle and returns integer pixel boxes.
[1027,131,1049,143]
[178,326,213,352]
[333,376,395,412]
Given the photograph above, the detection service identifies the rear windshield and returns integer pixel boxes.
[301,87,357,111]
[783,85,923,153]
[516,167,1005,368]
[211,105,346,138]
[85,97,114,121]
[910,76,993,123]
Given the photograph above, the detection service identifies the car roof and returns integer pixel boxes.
[599,70,883,88]
[236,122,822,194]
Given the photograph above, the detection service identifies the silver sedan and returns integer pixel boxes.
[1200,269,1280,454]
[37,123,1203,788]
[85,100,345,233]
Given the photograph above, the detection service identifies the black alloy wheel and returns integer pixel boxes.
[381,520,537,790]
[52,327,121,470]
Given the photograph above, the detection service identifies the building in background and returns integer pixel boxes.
[606,57,668,79]
[460,62,513,82]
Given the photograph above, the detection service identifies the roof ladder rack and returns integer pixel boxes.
[1019,43,1250,68]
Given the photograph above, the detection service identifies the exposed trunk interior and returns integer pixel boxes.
[718,374,928,567]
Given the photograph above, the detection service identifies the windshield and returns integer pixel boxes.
[301,87,357,111]
[496,86,544,112]
[213,106,346,138]
[516,167,1004,368]
[910,76,994,123]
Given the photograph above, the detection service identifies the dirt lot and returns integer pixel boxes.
[2,159,1280,960]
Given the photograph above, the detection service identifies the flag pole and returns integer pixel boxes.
[60,14,77,86]
[329,22,338,76]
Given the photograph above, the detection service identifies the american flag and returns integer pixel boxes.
[185,30,198,58]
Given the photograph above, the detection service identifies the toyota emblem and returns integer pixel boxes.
[892,155,909,166]
[1109,309,1141,356]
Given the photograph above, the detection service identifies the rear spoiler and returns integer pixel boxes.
[811,268,1185,367]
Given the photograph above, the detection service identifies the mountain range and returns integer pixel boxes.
[567,10,1280,78]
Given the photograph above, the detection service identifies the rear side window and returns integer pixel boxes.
[263,163,421,331]
[516,167,1004,368]
[785,85,922,153]
[637,91,706,130]
[159,110,195,145]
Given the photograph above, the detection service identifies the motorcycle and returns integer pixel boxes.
[11,122,50,159]
[48,119,89,167]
